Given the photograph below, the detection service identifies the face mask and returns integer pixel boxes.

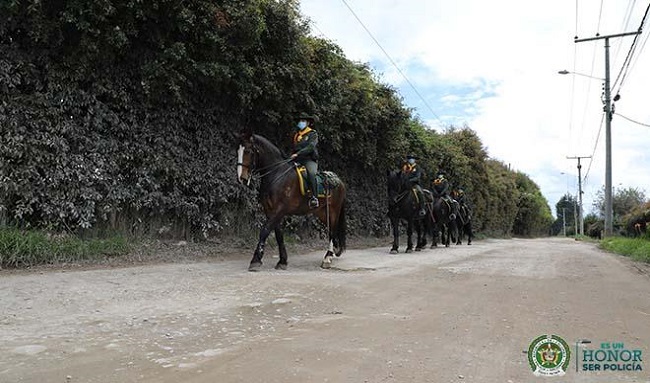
[297,121,307,130]
[408,158,415,165]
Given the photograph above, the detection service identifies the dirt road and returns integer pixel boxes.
[1,238,649,383]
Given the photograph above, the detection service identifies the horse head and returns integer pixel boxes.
[237,131,287,186]
[387,170,409,202]
[237,130,257,185]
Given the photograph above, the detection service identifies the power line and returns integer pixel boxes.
[583,113,605,184]
[339,0,446,128]
[616,112,650,127]
[626,6,650,77]
[612,1,650,93]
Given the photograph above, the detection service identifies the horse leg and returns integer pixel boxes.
[405,220,414,253]
[440,223,449,247]
[419,219,428,250]
[466,223,473,245]
[430,221,439,248]
[455,221,463,245]
[415,221,422,251]
[321,240,335,269]
[249,215,282,271]
[390,216,399,254]
[274,225,288,270]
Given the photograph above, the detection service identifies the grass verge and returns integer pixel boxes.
[600,237,650,263]
[0,227,131,268]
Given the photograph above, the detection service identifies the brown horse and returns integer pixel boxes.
[237,132,347,271]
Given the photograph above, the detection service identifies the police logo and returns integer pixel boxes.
[528,335,571,376]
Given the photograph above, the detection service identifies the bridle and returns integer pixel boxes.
[238,140,292,186]
[238,142,259,186]
[388,172,411,206]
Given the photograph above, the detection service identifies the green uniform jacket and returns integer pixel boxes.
[292,128,319,162]
[402,163,423,185]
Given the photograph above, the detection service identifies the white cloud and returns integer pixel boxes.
[299,0,650,218]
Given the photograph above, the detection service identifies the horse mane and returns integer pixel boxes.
[253,134,286,160]
[387,169,408,193]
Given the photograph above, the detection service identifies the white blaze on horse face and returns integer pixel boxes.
[237,145,244,183]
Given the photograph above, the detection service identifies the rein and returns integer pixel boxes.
[255,158,293,178]
[241,145,293,184]
[389,189,410,206]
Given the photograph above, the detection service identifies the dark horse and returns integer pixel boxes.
[454,204,473,245]
[387,170,429,253]
[430,196,458,247]
[237,132,347,271]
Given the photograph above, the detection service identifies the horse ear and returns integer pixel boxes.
[240,128,253,141]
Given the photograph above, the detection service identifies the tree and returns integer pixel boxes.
[592,186,647,225]
[552,194,578,236]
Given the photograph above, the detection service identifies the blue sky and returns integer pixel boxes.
[299,0,650,218]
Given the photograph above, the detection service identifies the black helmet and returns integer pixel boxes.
[406,154,418,160]
[298,113,319,122]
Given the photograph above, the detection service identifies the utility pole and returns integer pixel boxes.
[567,156,591,236]
[574,198,578,236]
[574,30,640,236]
[562,207,566,237]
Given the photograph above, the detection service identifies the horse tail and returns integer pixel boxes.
[334,196,347,255]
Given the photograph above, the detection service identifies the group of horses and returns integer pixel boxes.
[237,131,473,271]
[387,170,473,254]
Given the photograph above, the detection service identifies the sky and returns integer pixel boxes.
[298,0,650,218]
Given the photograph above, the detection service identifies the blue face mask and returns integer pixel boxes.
[297,121,307,130]
[408,158,415,165]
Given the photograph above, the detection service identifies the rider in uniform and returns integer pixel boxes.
[291,114,319,208]
[401,154,426,217]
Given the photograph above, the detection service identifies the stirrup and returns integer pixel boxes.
[419,208,426,216]
[309,197,319,208]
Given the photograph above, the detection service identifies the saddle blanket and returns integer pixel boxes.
[295,166,341,197]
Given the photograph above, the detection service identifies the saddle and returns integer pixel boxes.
[295,165,341,197]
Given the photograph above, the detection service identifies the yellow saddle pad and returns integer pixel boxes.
[296,166,326,197]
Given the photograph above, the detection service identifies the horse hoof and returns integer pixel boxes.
[389,249,398,254]
[275,263,287,270]
[320,261,331,269]
[405,248,413,253]
[248,262,262,272]
[415,247,422,252]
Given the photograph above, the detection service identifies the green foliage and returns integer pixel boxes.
[513,172,553,236]
[552,194,578,235]
[480,160,519,236]
[621,201,650,237]
[592,186,647,223]
[600,237,650,263]
[0,227,130,268]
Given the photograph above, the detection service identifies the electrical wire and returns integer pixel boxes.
[582,113,605,184]
[339,0,446,128]
[612,2,650,93]
[616,113,650,127]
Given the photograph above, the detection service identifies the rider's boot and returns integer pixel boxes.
[308,173,319,209]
